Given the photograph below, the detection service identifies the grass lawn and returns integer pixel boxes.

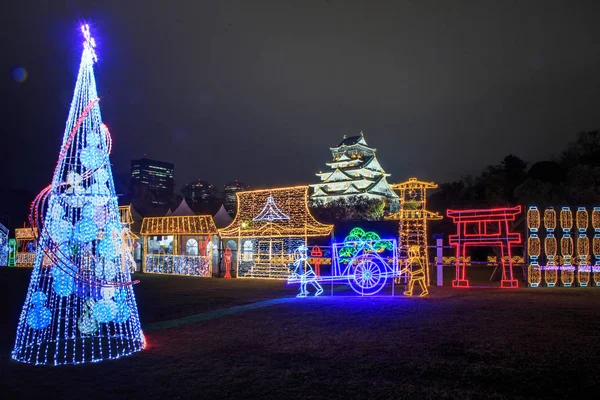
[1,267,599,399]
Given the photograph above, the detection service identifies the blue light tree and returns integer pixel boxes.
[12,25,145,365]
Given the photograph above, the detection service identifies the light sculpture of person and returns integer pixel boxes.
[403,245,429,297]
[288,245,323,297]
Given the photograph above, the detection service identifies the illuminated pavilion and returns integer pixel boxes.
[219,186,333,279]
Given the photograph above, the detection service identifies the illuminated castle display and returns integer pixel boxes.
[219,186,333,279]
[310,132,399,211]
[12,26,144,365]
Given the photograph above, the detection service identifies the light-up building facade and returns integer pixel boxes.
[182,179,216,203]
[130,158,174,205]
[224,180,249,215]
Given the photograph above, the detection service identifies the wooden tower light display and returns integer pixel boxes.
[386,178,442,286]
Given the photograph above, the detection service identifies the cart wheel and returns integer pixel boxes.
[348,255,387,295]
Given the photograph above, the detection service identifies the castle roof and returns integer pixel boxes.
[219,186,332,238]
[330,132,374,151]
[15,227,37,240]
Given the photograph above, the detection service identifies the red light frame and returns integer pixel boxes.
[446,206,522,288]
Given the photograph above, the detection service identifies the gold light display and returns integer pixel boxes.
[527,237,542,286]
[575,207,590,286]
[576,207,588,231]
[140,215,219,277]
[593,207,600,286]
[593,208,600,230]
[560,207,573,230]
[386,178,442,286]
[544,207,558,287]
[544,208,557,231]
[527,206,542,287]
[14,226,38,267]
[594,233,600,286]
[488,256,525,264]
[119,205,138,273]
[527,206,541,230]
[529,206,600,287]
[119,205,134,226]
[560,207,575,287]
[577,234,590,286]
[219,186,333,279]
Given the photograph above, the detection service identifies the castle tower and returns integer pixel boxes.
[310,132,399,211]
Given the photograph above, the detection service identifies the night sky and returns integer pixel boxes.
[2,0,600,193]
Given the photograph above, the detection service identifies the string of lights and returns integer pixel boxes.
[12,25,144,365]
[140,215,218,277]
[219,186,332,279]
[447,206,522,288]
[527,206,542,287]
[526,206,600,287]
[386,178,442,286]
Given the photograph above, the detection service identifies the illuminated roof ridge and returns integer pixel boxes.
[390,177,439,190]
[253,194,290,221]
[140,215,218,235]
[220,186,333,238]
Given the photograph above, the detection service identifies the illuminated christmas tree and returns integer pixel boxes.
[12,25,144,365]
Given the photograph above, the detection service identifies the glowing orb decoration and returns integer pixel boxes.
[51,267,75,297]
[48,218,73,243]
[10,66,28,83]
[26,292,52,330]
[80,146,104,170]
[86,183,110,206]
[93,299,118,323]
[73,217,98,243]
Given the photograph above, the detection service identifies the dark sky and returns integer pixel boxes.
[2,0,600,193]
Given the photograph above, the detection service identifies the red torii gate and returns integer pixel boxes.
[447,206,522,288]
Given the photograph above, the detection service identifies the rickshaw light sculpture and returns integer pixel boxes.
[288,232,401,296]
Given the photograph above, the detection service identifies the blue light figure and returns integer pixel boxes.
[289,245,323,297]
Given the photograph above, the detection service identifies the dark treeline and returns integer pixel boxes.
[427,130,600,242]
[429,130,600,212]
[309,197,386,224]
[309,131,600,253]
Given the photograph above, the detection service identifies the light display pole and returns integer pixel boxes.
[12,25,144,365]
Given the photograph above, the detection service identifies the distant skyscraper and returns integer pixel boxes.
[224,180,249,215]
[130,157,174,205]
[182,179,216,203]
